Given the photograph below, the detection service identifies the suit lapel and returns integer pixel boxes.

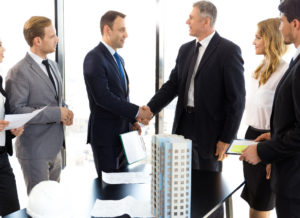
[99,43,127,95]
[182,41,196,87]
[49,63,62,101]
[25,53,57,97]
[195,32,220,77]
[270,54,300,130]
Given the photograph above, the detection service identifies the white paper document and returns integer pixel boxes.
[120,131,147,164]
[91,196,154,217]
[226,139,256,154]
[102,171,151,184]
[4,106,48,130]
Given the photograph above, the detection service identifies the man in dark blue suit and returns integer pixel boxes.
[83,11,152,178]
[143,1,245,217]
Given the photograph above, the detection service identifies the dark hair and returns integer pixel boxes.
[278,0,300,23]
[100,11,126,35]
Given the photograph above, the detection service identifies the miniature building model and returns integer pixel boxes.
[151,134,192,218]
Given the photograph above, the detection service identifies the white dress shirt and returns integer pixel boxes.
[245,60,289,130]
[293,44,300,61]
[28,50,58,93]
[188,31,215,107]
[0,93,6,146]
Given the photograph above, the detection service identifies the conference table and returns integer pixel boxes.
[4,163,244,218]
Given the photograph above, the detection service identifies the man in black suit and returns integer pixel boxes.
[83,11,152,178]
[144,1,245,217]
[240,0,300,217]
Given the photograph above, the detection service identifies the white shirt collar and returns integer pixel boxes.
[28,50,47,64]
[293,44,300,61]
[196,31,216,48]
[102,41,116,56]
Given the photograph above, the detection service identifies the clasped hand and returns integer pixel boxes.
[60,107,74,126]
[136,106,153,125]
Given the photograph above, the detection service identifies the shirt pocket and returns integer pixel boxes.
[257,89,275,109]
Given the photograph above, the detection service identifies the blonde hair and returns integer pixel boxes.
[253,18,289,85]
[23,16,52,47]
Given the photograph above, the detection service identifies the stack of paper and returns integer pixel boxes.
[91,196,154,217]
[102,171,151,184]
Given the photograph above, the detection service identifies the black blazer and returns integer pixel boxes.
[148,32,245,159]
[257,54,300,199]
[83,42,139,147]
[0,76,14,156]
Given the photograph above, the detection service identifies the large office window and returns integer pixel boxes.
[64,0,156,173]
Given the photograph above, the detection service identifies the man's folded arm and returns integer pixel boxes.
[84,54,139,122]
[219,45,245,144]
[5,69,61,125]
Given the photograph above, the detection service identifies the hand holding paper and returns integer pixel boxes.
[10,126,24,137]
[4,106,48,130]
[0,120,9,132]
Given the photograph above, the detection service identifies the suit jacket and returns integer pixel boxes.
[0,76,14,156]
[5,53,66,160]
[257,54,300,199]
[148,32,245,159]
[83,42,139,147]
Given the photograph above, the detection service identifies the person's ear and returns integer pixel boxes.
[33,37,42,47]
[104,25,111,36]
[294,19,300,30]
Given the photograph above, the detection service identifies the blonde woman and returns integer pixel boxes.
[241,18,289,218]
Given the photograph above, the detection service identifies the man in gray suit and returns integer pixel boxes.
[5,16,74,195]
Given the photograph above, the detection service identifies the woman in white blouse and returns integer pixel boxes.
[241,18,289,218]
[0,38,24,216]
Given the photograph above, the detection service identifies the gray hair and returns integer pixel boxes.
[193,1,217,28]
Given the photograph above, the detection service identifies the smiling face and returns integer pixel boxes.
[186,7,205,38]
[107,16,128,50]
[0,39,5,63]
[253,30,266,55]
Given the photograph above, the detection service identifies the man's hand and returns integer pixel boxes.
[255,132,271,142]
[11,126,24,137]
[215,140,230,161]
[239,144,261,165]
[0,120,9,132]
[266,164,271,180]
[132,122,142,135]
[136,106,153,125]
[60,107,74,126]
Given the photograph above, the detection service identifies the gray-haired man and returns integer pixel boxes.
[146,1,245,217]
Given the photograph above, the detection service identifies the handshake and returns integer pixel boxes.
[136,106,153,125]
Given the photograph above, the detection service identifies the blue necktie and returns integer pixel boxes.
[113,52,126,89]
[289,58,294,67]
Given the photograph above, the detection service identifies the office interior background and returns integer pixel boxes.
[0,0,295,217]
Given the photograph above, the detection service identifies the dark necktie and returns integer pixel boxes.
[183,42,201,108]
[42,59,56,91]
[113,52,126,89]
[289,58,294,67]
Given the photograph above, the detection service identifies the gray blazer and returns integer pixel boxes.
[5,53,66,160]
